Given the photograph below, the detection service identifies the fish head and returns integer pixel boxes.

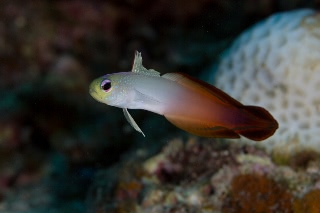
[89,72,136,108]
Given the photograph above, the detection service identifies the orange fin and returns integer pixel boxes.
[162,73,278,141]
[234,105,278,141]
[164,114,240,139]
[162,72,243,107]
[236,127,277,141]
[165,106,278,141]
[242,105,277,123]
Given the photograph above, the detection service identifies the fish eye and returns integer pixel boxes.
[101,79,111,92]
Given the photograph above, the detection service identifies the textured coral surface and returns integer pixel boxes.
[222,174,293,213]
[87,138,320,212]
[294,189,320,213]
[214,9,320,154]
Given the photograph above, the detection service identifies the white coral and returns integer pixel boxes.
[213,9,320,153]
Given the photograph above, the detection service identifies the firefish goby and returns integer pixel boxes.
[89,51,278,141]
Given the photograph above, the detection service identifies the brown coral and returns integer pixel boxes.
[154,139,238,184]
[289,150,319,170]
[222,173,293,213]
[294,189,320,213]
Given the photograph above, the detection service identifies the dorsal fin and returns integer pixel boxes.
[161,73,183,81]
[162,72,243,107]
[132,51,160,77]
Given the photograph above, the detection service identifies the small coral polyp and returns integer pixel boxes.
[213,9,320,154]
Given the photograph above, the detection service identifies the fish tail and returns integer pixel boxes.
[235,105,278,141]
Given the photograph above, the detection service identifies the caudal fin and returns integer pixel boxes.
[236,105,279,141]
[237,126,278,141]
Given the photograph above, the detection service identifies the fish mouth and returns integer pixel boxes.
[89,88,96,95]
[89,88,111,105]
[89,88,101,102]
[89,88,96,97]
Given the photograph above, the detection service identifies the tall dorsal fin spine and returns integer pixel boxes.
[132,51,161,77]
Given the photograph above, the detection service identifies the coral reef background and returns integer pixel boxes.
[213,8,320,155]
[0,0,319,212]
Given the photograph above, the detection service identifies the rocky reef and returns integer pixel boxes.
[87,137,320,212]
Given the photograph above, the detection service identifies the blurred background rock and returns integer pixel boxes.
[0,0,319,212]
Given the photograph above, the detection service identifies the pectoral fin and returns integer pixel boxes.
[123,108,145,137]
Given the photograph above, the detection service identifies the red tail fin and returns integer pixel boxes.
[235,106,278,141]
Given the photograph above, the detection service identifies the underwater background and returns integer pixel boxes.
[1,0,320,213]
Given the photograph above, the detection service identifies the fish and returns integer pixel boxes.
[89,51,278,141]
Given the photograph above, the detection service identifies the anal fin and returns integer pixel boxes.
[164,114,240,138]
